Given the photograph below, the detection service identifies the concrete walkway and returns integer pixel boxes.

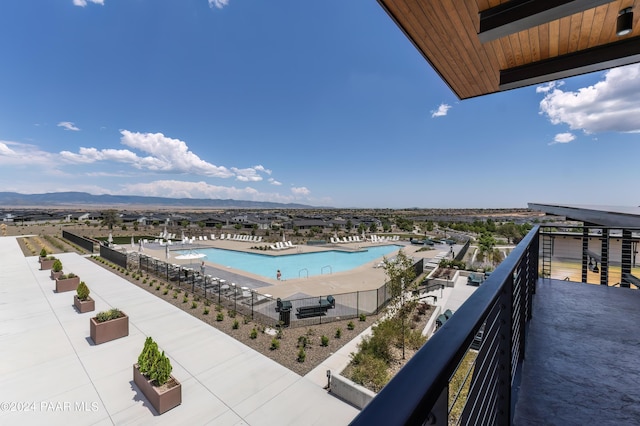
[0,237,358,425]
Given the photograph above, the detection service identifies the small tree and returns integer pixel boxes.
[39,248,47,257]
[76,281,90,301]
[52,259,63,273]
[383,249,418,359]
[138,337,160,376]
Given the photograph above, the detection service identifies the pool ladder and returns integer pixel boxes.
[321,265,332,275]
[299,268,308,278]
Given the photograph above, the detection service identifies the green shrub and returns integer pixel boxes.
[183,296,188,304]
[215,304,222,312]
[347,321,355,330]
[156,285,161,291]
[348,352,389,392]
[232,320,239,329]
[228,310,236,318]
[95,308,124,323]
[173,291,178,299]
[204,299,211,307]
[203,307,210,315]
[137,336,159,376]
[297,336,308,349]
[250,328,258,339]
[320,335,329,347]
[216,313,224,321]
[151,351,172,386]
[76,281,90,301]
[359,313,367,322]
[162,289,168,295]
[297,347,306,363]
[335,328,342,339]
[40,248,47,257]
[270,338,280,350]
[191,301,197,309]
[52,259,63,272]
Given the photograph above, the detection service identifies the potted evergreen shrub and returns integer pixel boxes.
[56,272,80,293]
[39,248,47,264]
[74,281,95,313]
[90,308,129,345]
[50,259,63,280]
[40,255,57,271]
[133,337,182,414]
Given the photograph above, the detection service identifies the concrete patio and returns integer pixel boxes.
[0,237,358,425]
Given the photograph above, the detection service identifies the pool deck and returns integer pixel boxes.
[133,238,444,299]
[0,236,359,425]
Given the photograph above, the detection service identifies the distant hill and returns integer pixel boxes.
[0,192,313,209]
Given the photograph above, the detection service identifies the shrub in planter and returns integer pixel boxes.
[53,259,63,272]
[56,272,80,293]
[134,337,181,414]
[74,281,95,313]
[90,308,128,345]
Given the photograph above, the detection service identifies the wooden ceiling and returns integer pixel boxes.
[378,0,640,99]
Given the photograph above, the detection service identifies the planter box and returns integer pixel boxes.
[74,295,95,313]
[133,364,182,414]
[56,276,80,293]
[40,258,56,270]
[90,314,129,345]
[51,270,63,280]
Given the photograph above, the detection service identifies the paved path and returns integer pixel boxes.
[0,237,358,425]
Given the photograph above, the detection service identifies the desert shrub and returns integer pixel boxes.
[191,301,197,309]
[321,335,329,347]
[347,321,355,330]
[232,320,239,329]
[270,338,280,350]
[297,335,308,348]
[348,352,389,392]
[182,296,188,303]
[173,291,178,299]
[297,347,306,363]
[359,313,367,322]
[228,310,236,318]
[163,289,169,295]
[335,328,342,339]
[250,328,258,339]
[203,307,210,315]
[76,281,90,301]
[216,312,224,321]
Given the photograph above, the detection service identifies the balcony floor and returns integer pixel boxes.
[513,279,640,425]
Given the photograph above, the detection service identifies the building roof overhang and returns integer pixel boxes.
[378,0,640,99]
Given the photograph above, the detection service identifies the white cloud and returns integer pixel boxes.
[268,178,282,186]
[291,186,310,196]
[120,180,303,203]
[431,103,451,118]
[232,167,269,182]
[549,132,576,145]
[61,130,234,177]
[208,0,230,9]
[58,121,80,131]
[0,140,56,166]
[535,81,564,93]
[539,64,640,133]
[254,165,272,175]
[73,0,104,7]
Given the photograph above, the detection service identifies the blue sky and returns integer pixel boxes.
[0,1,638,209]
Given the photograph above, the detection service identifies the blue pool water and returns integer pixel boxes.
[179,245,400,280]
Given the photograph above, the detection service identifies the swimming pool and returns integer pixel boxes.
[179,245,401,280]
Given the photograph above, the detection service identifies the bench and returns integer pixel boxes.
[296,295,335,318]
[468,273,484,286]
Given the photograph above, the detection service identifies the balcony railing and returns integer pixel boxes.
[350,226,540,425]
[351,222,640,425]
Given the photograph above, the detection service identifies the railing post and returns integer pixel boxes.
[497,278,513,424]
[426,386,448,426]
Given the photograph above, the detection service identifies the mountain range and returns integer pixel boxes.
[0,192,313,209]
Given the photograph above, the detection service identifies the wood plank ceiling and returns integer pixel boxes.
[378,0,640,99]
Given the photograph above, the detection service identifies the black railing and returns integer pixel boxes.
[62,230,97,253]
[350,226,539,425]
